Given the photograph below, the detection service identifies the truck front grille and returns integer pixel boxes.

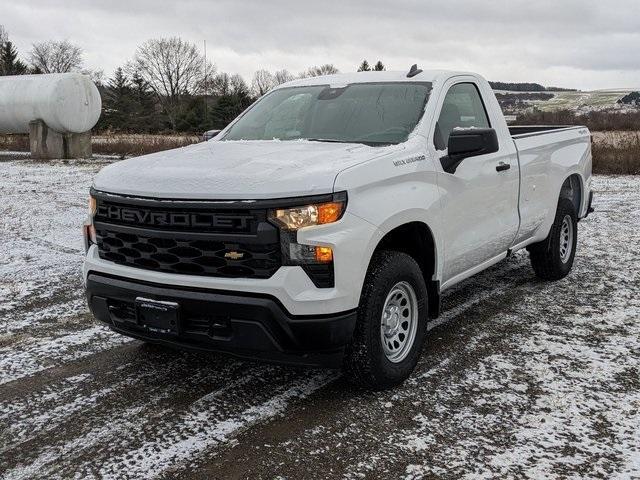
[93,193,282,279]
[96,229,280,278]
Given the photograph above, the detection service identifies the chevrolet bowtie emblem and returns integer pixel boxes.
[224,251,244,260]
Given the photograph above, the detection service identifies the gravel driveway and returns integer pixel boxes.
[1,158,638,479]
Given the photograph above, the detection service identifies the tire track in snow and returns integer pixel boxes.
[1,348,263,449]
[2,366,334,480]
[97,372,334,479]
[0,325,133,385]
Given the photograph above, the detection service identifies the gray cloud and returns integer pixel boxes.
[3,0,640,89]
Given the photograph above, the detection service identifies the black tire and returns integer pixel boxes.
[343,251,428,390]
[528,197,578,280]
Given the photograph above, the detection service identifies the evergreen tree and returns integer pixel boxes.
[373,60,385,71]
[210,90,254,130]
[0,40,28,75]
[357,60,371,72]
[101,68,134,131]
[176,96,208,132]
[131,71,163,132]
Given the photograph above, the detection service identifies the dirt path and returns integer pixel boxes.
[1,159,638,479]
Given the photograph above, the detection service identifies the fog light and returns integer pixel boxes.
[284,237,333,265]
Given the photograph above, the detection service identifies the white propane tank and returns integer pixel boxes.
[0,73,101,134]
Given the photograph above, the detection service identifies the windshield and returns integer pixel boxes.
[222,82,432,146]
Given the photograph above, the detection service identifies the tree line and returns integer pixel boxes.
[489,81,576,92]
[6,23,589,135]
[1,26,378,134]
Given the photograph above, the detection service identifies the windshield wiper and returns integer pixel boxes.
[305,138,396,147]
[305,138,350,143]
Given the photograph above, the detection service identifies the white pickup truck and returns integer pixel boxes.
[84,67,593,389]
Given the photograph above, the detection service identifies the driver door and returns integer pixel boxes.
[434,81,519,286]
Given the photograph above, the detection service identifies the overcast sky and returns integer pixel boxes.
[3,0,639,90]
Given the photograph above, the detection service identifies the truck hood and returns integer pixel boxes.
[93,140,392,199]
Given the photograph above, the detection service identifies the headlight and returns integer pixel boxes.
[270,199,346,230]
[268,193,346,287]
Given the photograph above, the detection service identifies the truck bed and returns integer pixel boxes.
[508,123,591,248]
[509,125,585,138]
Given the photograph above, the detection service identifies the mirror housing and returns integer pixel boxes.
[202,129,222,141]
[440,128,499,174]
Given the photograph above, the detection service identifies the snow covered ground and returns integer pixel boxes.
[0,157,638,479]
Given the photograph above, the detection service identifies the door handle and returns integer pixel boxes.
[496,162,511,172]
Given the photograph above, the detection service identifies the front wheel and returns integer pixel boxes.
[343,251,428,390]
[528,197,578,280]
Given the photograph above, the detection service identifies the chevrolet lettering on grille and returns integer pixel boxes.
[97,205,254,230]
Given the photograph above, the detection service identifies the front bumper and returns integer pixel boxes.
[86,272,357,367]
[83,207,379,316]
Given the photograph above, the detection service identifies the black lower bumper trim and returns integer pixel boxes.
[86,272,356,367]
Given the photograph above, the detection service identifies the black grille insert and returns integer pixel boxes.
[96,228,280,279]
[93,194,282,279]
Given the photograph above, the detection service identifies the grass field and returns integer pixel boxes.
[0,134,199,158]
[1,130,639,175]
[530,89,634,112]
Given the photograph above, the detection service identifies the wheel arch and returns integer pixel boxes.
[368,220,441,318]
[559,172,584,218]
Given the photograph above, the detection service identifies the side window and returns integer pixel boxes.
[434,83,490,150]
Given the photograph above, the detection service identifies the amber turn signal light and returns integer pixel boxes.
[86,224,97,243]
[314,246,333,263]
[317,202,343,225]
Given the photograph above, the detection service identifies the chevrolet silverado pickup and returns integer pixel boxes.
[84,67,593,389]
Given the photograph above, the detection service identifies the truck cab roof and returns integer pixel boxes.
[278,69,478,89]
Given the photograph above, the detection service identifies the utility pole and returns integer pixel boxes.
[203,40,208,126]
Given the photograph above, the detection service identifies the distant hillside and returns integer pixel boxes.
[490,81,577,92]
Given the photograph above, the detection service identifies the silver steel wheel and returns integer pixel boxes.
[559,214,574,263]
[380,281,418,363]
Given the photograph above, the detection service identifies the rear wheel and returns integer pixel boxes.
[343,251,428,390]
[528,197,578,280]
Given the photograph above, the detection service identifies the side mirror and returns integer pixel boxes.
[202,129,222,142]
[440,128,499,174]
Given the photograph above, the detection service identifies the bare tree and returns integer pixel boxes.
[29,40,83,73]
[300,64,339,78]
[251,69,275,97]
[273,69,295,86]
[130,37,213,129]
[211,72,231,96]
[0,25,7,45]
[83,69,105,86]
[229,74,250,97]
